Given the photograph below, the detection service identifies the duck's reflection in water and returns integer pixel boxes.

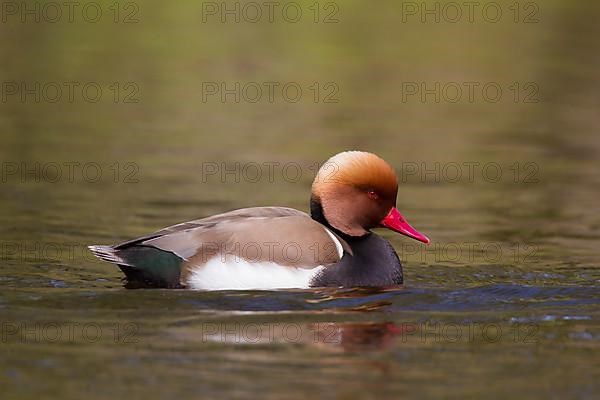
[309,321,404,352]
[183,289,409,351]
[195,320,405,352]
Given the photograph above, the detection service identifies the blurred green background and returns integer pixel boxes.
[1,1,599,399]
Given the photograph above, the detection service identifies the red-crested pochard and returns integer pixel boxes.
[89,151,429,289]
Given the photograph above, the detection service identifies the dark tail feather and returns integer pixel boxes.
[88,244,183,289]
[88,245,131,266]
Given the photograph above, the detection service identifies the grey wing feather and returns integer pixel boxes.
[115,207,306,246]
[113,207,312,260]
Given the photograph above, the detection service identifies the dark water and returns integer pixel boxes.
[1,1,600,399]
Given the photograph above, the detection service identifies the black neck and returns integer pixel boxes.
[309,196,403,287]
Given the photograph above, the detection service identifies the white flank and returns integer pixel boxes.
[323,227,344,258]
[187,257,324,290]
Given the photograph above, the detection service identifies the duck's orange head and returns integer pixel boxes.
[311,151,429,243]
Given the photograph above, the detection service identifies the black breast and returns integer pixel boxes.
[310,233,403,287]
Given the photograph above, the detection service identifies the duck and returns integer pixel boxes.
[89,151,429,290]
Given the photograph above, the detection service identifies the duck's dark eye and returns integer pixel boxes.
[367,190,378,200]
